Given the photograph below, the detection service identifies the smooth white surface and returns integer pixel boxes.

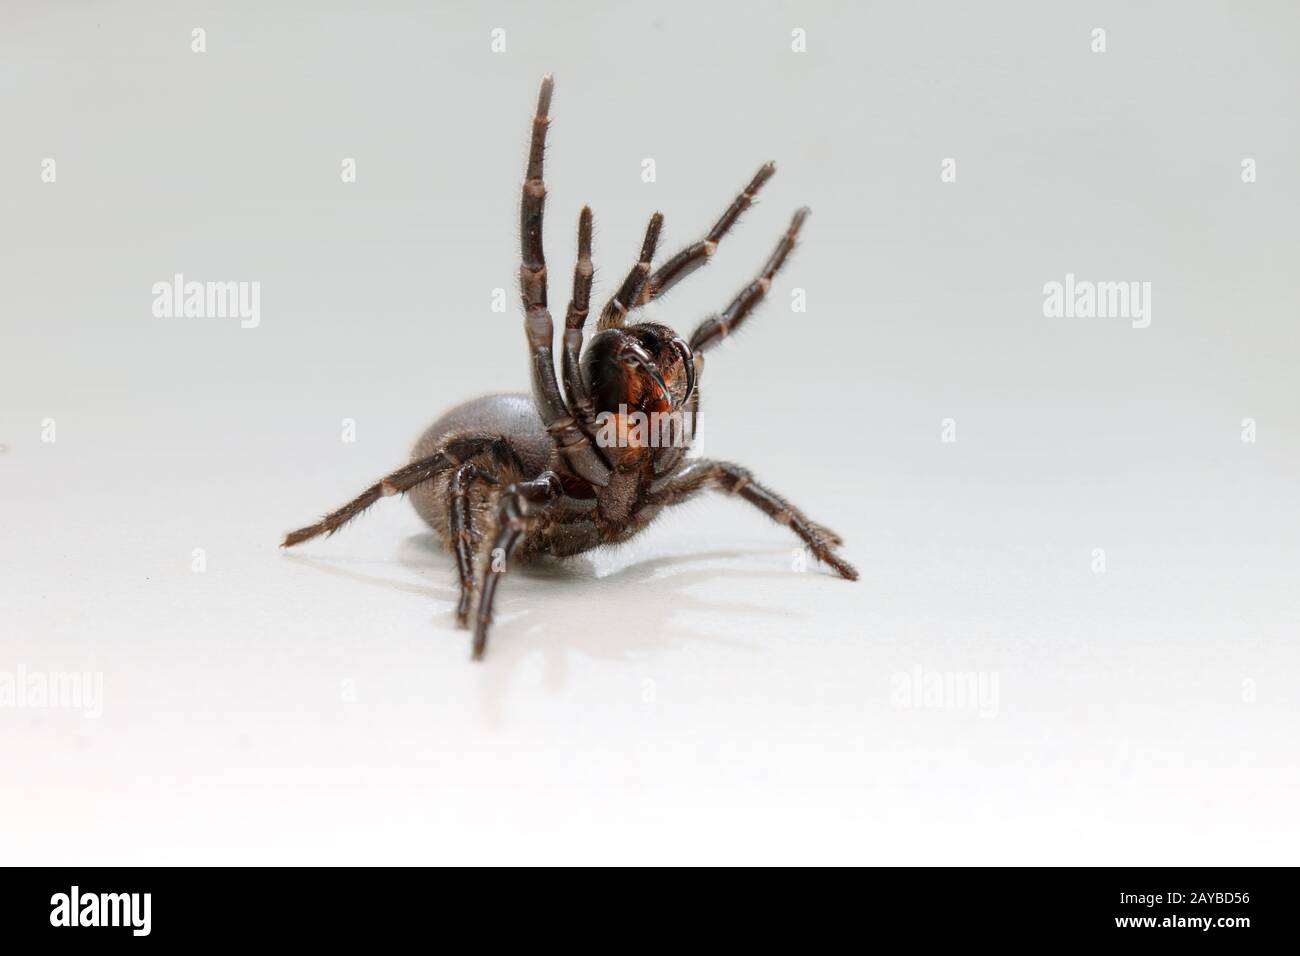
[2,0,1298,864]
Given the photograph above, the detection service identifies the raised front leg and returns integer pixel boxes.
[596,212,664,331]
[518,75,611,487]
[561,206,597,425]
[636,162,776,305]
[689,207,808,353]
[652,459,855,580]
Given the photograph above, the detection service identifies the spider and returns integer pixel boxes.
[282,75,857,659]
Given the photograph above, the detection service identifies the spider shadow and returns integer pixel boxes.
[283,532,815,724]
[392,532,803,647]
[281,548,462,602]
[397,533,811,718]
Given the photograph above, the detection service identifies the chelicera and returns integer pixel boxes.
[282,75,857,659]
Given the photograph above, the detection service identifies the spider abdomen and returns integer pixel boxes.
[408,392,553,539]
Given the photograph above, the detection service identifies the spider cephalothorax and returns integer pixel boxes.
[282,75,857,659]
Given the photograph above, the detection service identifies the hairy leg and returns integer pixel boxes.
[636,163,776,305]
[281,435,512,548]
[689,207,808,353]
[472,472,565,659]
[652,459,854,579]
[281,453,453,548]
[518,75,612,487]
[596,212,664,331]
[448,462,499,627]
[561,206,596,424]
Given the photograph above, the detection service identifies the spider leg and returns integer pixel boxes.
[448,462,499,627]
[561,206,596,424]
[652,217,807,473]
[280,435,511,548]
[518,75,612,487]
[689,207,808,353]
[281,452,454,547]
[596,212,664,331]
[652,459,856,580]
[635,162,776,306]
[472,472,565,660]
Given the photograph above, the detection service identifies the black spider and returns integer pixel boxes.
[282,75,857,659]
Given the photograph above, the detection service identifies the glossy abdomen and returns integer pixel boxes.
[408,392,555,534]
